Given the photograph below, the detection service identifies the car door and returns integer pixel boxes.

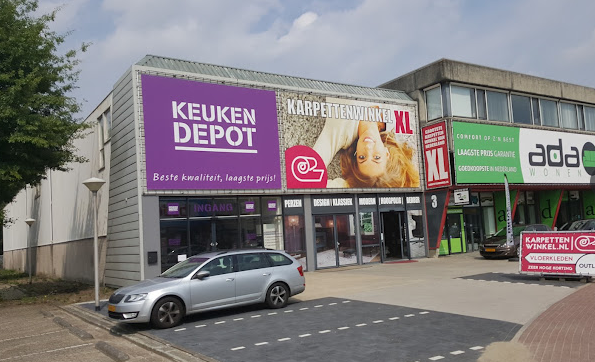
[189,255,236,311]
[234,253,273,304]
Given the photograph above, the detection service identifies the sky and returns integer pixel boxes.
[36,0,595,119]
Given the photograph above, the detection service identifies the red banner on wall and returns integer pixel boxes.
[422,121,451,189]
[520,231,595,276]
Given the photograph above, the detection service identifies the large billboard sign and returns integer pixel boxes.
[282,93,421,189]
[141,74,281,190]
[422,121,451,189]
[520,231,595,276]
[452,121,595,184]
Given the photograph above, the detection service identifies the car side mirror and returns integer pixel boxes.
[194,271,210,280]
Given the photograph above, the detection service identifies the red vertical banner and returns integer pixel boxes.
[422,121,451,189]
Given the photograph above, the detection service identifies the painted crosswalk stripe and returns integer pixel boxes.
[278,337,291,341]
[450,350,465,355]
[255,342,269,346]
[429,356,444,361]
[470,346,484,350]
[231,346,245,351]
[299,334,311,338]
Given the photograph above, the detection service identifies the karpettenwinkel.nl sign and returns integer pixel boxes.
[452,122,595,184]
[520,231,595,276]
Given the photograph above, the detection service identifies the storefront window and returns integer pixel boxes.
[159,198,187,218]
[239,197,260,216]
[283,215,306,270]
[240,216,262,248]
[407,210,425,258]
[160,219,189,272]
[360,211,381,263]
[480,193,496,237]
[189,198,214,217]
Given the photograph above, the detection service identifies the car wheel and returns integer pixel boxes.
[266,282,289,309]
[151,297,185,329]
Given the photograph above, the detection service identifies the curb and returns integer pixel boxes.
[60,304,216,362]
[96,341,130,362]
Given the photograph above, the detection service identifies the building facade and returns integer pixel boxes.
[380,59,595,257]
[3,55,426,287]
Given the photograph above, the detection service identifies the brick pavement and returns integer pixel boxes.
[518,283,595,362]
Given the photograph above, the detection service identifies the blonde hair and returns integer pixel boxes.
[340,130,419,188]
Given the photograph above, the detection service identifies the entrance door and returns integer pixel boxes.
[315,214,357,269]
[463,209,482,252]
[440,213,466,255]
[381,211,407,261]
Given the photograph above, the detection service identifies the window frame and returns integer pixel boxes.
[424,84,443,121]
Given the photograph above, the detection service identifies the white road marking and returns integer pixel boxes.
[215,321,226,325]
[337,327,350,330]
[231,346,245,351]
[342,300,351,303]
[233,318,244,321]
[329,303,337,306]
[429,356,444,361]
[284,310,293,313]
[319,330,331,334]
[314,305,323,308]
[174,328,186,332]
[268,312,277,315]
[419,311,430,315]
[404,314,415,317]
[299,308,309,310]
[389,317,400,320]
[450,350,465,355]
[255,342,269,346]
[195,324,207,328]
[278,337,291,341]
[356,323,367,327]
[373,320,384,324]
[299,334,311,338]
[251,315,261,318]
[470,346,484,350]
[0,343,94,361]
[0,330,64,343]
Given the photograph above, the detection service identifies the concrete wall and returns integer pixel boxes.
[2,96,112,282]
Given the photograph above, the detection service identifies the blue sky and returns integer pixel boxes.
[38,0,595,119]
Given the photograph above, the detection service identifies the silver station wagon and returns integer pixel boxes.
[107,249,306,328]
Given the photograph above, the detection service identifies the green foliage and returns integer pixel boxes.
[0,0,89,208]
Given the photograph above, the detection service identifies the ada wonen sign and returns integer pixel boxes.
[452,122,595,184]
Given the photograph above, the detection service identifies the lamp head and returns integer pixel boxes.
[83,177,106,192]
[25,218,35,226]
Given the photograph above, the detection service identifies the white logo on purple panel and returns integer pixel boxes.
[167,203,180,215]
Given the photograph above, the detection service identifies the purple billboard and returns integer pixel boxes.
[141,74,281,190]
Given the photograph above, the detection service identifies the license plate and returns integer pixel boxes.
[108,305,116,312]
[485,248,496,252]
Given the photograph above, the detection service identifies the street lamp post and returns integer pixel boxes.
[83,177,106,311]
[24,218,35,284]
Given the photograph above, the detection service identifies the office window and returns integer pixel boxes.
[560,103,578,129]
[531,98,541,125]
[97,117,105,170]
[425,86,442,120]
[511,95,532,124]
[540,99,559,127]
[578,105,585,130]
[585,107,595,131]
[477,89,487,120]
[451,85,476,118]
[486,91,509,122]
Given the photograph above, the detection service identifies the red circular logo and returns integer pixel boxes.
[285,146,327,189]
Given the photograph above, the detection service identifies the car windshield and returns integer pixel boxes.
[160,257,209,278]
[492,226,526,237]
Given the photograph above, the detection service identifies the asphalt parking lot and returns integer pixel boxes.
[77,252,584,362]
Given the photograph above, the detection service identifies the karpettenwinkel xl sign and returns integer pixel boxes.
[452,122,595,184]
[520,231,595,276]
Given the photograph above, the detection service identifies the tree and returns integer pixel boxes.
[0,0,88,222]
